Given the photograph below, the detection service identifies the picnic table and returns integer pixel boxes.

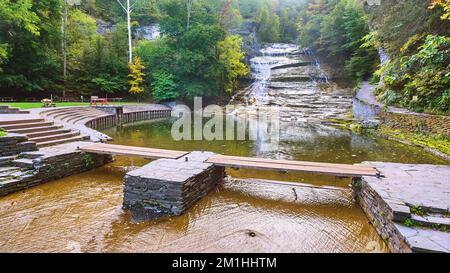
[90,96,109,106]
[42,99,56,108]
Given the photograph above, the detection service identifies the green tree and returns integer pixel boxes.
[258,4,281,43]
[151,70,179,101]
[297,0,378,85]
[0,0,40,67]
[0,0,62,93]
[67,9,98,78]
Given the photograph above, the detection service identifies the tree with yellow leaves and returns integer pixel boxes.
[430,0,450,20]
[218,35,249,95]
[128,57,146,95]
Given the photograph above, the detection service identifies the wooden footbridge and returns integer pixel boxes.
[80,143,380,177]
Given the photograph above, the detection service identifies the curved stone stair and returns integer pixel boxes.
[42,107,108,124]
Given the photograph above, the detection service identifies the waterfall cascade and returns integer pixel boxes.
[235,43,353,124]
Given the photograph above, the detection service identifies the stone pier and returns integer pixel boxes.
[123,151,225,218]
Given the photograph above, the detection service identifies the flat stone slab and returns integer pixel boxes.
[22,141,95,159]
[126,151,216,183]
[361,162,450,253]
[0,113,42,122]
[362,162,450,213]
[395,224,450,253]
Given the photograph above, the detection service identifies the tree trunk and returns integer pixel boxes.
[127,0,132,63]
[186,0,192,30]
[62,0,68,98]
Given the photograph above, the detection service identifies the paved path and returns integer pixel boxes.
[356,82,409,114]
[364,162,450,212]
[123,104,170,113]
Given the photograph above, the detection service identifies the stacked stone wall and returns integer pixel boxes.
[0,148,112,197]
[354,179,412,253]
[124,152,225,218]
[0,133,36,157]
[382,112,450,137]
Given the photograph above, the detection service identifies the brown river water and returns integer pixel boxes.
[0,118,446,253]
[0,44,447,253]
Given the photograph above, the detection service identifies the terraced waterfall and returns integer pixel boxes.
[236,44,352,124]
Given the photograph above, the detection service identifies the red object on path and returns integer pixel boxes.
[90,96,109,106]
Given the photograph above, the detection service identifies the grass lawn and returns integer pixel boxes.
[0,102,147,110]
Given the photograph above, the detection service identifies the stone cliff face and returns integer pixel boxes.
[235,22,260,63]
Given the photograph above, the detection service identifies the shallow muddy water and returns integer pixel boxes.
[0,118,445,253]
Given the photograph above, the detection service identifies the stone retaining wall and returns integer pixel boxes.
[85,115,118,131]
[382,112,450,137]
[353,97,382,121]
[0,133,37,157]
[123,151,225,218]
[85,110,172,131]
[353,178,412,253]
[122,110,171,124]
[0,143,113,197]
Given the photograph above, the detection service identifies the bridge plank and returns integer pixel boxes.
[80,143,380,177]
[80,143,188,159]
[206,155,379,177]
[87,143,187,155]
[207,155,376,172]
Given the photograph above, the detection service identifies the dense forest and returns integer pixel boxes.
[0,0,449,113]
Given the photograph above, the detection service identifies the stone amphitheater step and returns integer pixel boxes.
[41,107,85,116]
[64,111,106,123]
[71,114,108,124]
[48,108,91,119]
[1,121,54,130]
[0,118,45,126]
[59,111,103,122]
[8,125,64,134]
[29,131,81,143]
[36,135,90,148]
[25,128,72,138]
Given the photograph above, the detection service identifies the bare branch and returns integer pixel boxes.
[130,0,138,9]
[116,0,127,12]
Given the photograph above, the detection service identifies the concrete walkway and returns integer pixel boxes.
[356,82,409,114]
